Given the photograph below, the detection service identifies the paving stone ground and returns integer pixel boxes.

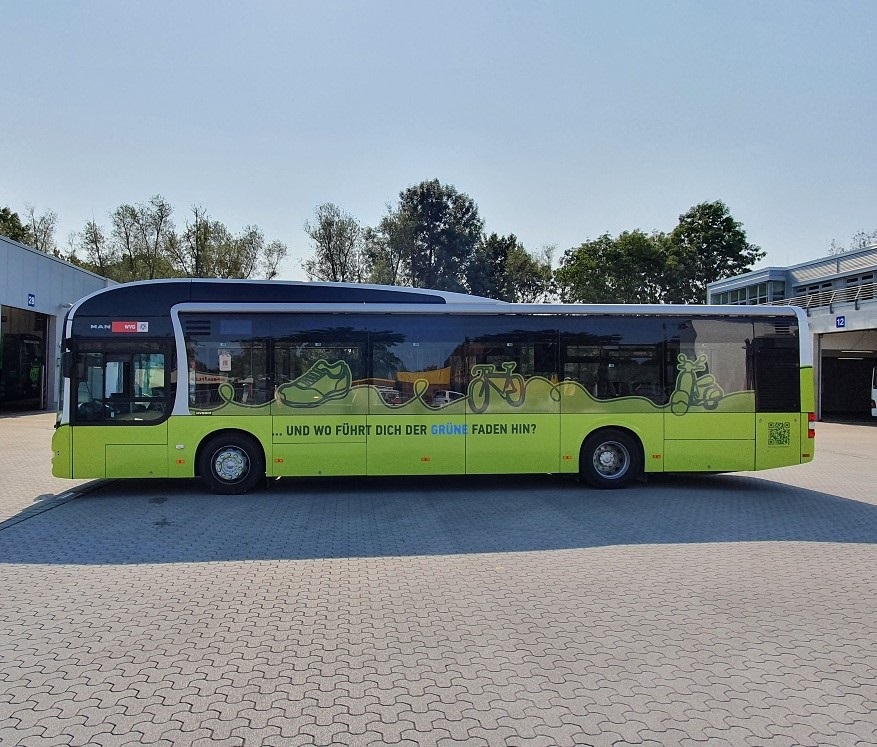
[1,412,875,746]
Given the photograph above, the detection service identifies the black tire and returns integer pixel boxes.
[580,429,643,489]
[198,434,264,495]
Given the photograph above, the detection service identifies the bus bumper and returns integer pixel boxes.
[51,425,73,478]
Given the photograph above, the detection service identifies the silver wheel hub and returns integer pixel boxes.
[213,447,248,482]
[593,441,629,478]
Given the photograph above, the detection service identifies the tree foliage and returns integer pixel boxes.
[24,205,58,255]
[9,186,765,305]
[107,196,176,280]
[67,196,288,282]
[362,187,551,300]
[73,219,112,276]
[382,179,484,292]
[466,233,552,302]
[0,206,32,244]
[505,244,554,303]
[0,205,58,254]
[555,231,667,304]
[302,203,363,282]
[829,229,877,255]
[363,211,416,286]
[556,202,763,305]
[663,201,764,303]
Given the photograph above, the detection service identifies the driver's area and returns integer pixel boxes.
[73,342,174,424]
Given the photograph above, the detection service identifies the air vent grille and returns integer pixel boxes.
[184,319,212,336]
[771,320,794,335]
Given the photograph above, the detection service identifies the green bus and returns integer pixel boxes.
[52,279,815,493]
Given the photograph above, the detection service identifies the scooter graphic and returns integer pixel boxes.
[670,353,724,415]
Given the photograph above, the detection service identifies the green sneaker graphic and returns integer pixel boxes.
[277,360,352,408]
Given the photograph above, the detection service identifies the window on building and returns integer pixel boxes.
[845,274,874,300]
[749,283,768,305]
[790,282,834,307]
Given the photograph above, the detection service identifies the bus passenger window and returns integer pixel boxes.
[560,317,665,404]
[182,315,270,409]
[668,319,754,401]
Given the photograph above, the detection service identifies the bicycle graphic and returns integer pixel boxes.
[468,362,526,414]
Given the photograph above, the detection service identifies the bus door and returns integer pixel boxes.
[366,321,468,476]
[558,318,666,476]
[751,320,803,468]
[271,320,369,477]
[70,342,172,478]
[464,328,560,475]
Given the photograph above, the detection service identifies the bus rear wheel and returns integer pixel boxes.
[198,434,264,495]
[580,429,642,489]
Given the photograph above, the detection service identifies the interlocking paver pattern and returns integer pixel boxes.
[1,412,876,746]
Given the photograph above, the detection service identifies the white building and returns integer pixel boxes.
[1,235,111,411]
[707,245,877,420]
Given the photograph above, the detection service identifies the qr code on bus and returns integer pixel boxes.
[768,421,791,446]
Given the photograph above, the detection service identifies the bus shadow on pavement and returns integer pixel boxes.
[0,473,875,564]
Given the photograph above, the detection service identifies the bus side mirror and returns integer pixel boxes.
[61,351,73,378]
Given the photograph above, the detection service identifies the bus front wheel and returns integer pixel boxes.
[198,434,264,495]
[580,429,642,489]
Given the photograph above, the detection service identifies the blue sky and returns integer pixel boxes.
[2,0,875,280]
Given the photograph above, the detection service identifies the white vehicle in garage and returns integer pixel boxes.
[871,367,877,417]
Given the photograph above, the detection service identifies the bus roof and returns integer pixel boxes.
[68,278,808,325]
[70,278,503,317]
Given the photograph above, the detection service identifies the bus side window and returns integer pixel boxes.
[182,316,270,409]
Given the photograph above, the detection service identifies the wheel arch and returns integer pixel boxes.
[577,425,645,475]
[194,428,266,477]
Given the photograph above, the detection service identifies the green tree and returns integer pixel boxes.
[612,230,667,303]
[260,239,287,280]
[555,234,618,303]
[25,204,58,255]
[302,203,364,282]
[71,219,116,276]
[363,211,416,286]
[505,244,554,303]
[169,206,228,278]
[555,230,666,304]
[829,229,877,255]
[108,195,176,280]
[217,225,285,279]
[664,201,764,303]
[168,207,288,280]
[0,206,32,244]
[384,179,484,292]
[466,233,552,302]
[67,198,288,282]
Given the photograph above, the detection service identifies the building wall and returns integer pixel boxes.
[1,236,111,409]
[707,245,877,307]
[707,245,877,420]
